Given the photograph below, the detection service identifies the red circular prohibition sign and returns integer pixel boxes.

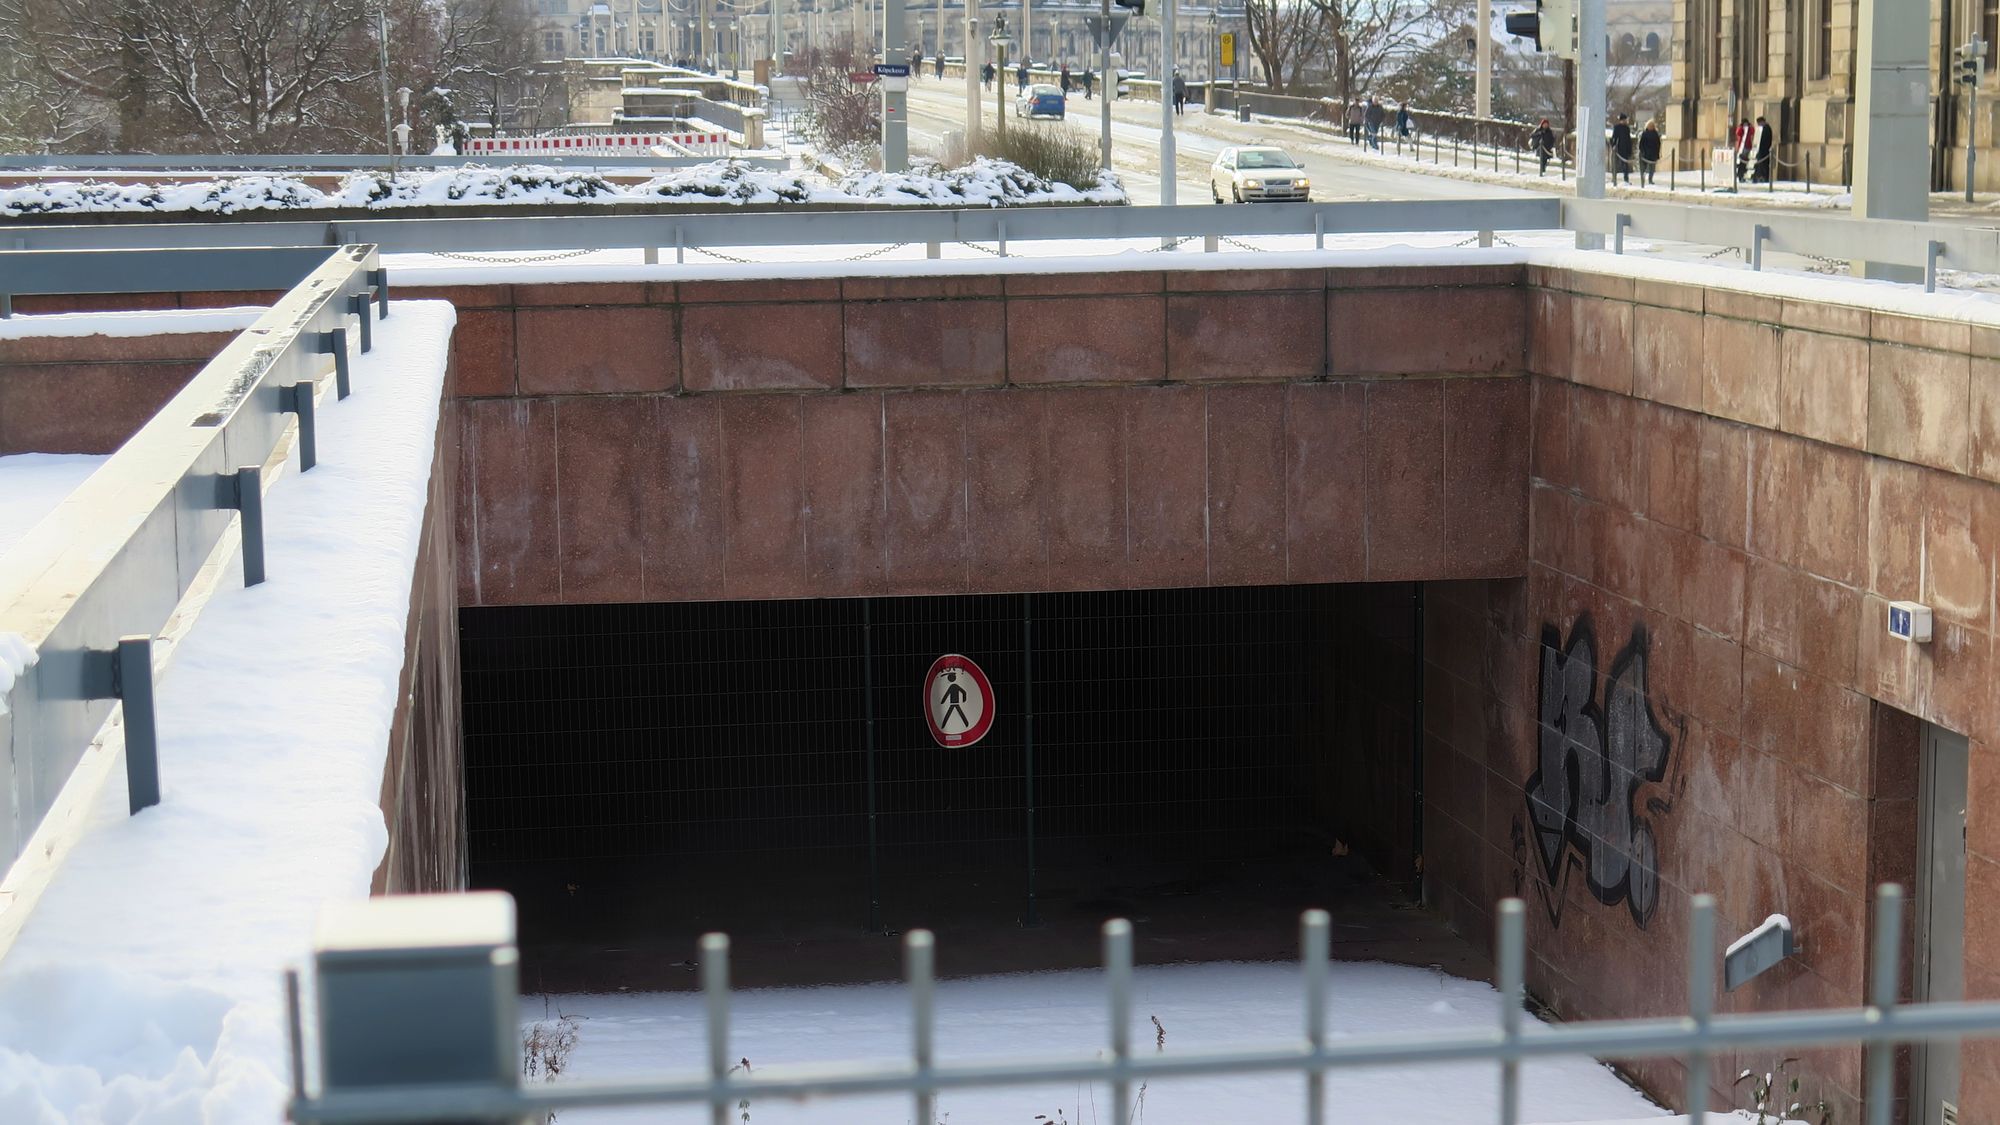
[923,654,996,748]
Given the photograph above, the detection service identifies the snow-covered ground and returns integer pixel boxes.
[0,308,266,341]
[0,303,454,1123]
[529,961,1672,1125]
[0,454,106,557]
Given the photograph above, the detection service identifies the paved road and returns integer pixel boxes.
[899,78,1538,206]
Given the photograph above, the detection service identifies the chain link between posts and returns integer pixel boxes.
[687,243,914,264]
[431,248,598,264]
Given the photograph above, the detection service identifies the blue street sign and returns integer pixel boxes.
[874,64,911,76]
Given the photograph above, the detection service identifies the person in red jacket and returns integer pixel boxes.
[1732,119,1752,183]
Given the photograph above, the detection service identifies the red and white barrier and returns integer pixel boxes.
[464,133,730,158]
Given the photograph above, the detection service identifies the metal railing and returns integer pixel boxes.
[1565,196,1996,290]
[284,884,2000,1125]
[0,196,1990,290]
[0,245,382,888]
[0,245,342,317]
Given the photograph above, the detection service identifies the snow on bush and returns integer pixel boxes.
[838,156,1125,206]
[0,159,1127,217]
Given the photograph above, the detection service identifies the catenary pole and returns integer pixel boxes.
[883,0,908,169]
[1099,0,1113,168]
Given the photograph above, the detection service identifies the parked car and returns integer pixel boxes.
[1209,146,1311,202]
[1015,83,1065,119]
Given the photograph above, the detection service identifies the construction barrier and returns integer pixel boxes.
[464,133,730,157]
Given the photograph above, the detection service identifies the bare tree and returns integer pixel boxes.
[1242,0,1327,95]
[795,36,879,155]
[1304,0,1432,106]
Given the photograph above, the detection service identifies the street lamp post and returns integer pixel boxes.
[965,14,982,153]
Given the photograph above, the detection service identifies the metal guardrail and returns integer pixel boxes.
[0,153,773,173]
[285,885,1997,1125]
[1565,196,1998,290]
[0,245,342,317]
[0,198,1564,258]
[0,244,381,875]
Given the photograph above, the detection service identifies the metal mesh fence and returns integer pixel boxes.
[461,583,1384,930]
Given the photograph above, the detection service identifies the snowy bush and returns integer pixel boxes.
[333,167,620,208]
[977,126,1105,191]
[839,156,1126,207]
[640,160,814,203]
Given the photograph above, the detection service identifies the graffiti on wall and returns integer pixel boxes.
[1523,619,1675,928]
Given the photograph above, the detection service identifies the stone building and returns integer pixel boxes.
[1667,0,1997,189]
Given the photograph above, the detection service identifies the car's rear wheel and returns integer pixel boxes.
[1211,183,1222,203]
[1232,186,1242,203]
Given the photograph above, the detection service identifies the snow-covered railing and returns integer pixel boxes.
[0,245,382,954]
[0,153,742,172]
[283,886,2000,1125]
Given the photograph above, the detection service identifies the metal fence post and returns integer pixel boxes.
[908,930,937,1125]
[1614,213,1630,254]
[1302,909,1330,1125]
[1497,899,1524,1125]
[1927,240,1946,293]
[214,465,266,586]
[1685,894,1716,1124]
[1105,919,1134,1125]
[367,267,388,318]
[863,601,881,934]
[116,636,160,814]
[703,933,733,1125]
[1023,595,1038,928]
[1865,885,1905,1125]
[1750,224,1769,271]
[997,218,1008,257]
[320,327,351,399]
[347,293,372,353]
[283,382,318,472]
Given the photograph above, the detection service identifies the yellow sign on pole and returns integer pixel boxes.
[1219,32,1235,67]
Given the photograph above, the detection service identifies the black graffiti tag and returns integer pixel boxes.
[1525,620,1673,928]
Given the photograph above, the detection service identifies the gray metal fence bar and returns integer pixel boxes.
[701,932,730,1125]
[1105,919,1133,1125]
[1865,885,1904,1125]
[908,929,936,1125]
[1497,899,1523,1125]
[0,245,342,313]
[1301,909,1329,1125]
[115,635,159,813]
[3,199,1567,255]
[1685,893,1716,1124]
[321,329,351,399]
[1566,196,2000,277]
[213,466,266,587]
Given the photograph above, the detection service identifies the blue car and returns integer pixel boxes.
[1015,84,1066,120]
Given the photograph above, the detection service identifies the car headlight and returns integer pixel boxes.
[1243,178,1262,188]
[1296,178,1311,189]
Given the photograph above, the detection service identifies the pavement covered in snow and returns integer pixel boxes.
[0,158,1125,216]
[530,961,1673,1125]
[0,303,454,1123]
[0,454,106,557]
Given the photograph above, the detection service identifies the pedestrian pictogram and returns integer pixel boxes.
[923,654,995,748]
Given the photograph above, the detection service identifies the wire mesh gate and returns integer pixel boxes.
[460,584,1368,938]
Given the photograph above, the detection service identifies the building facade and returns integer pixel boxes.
[1667,0,1998,189]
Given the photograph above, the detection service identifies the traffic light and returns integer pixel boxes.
[1956,39,1986,86]
[1504,0,1576,59]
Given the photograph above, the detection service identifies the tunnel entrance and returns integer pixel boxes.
[462,583,1449,991]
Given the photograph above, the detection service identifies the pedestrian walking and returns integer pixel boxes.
[1638,119,1661,185]
[1529,118,1555,176]
[1016,59,1029,92]
[1732,118,1752,183]
[1396,102,1412,139]
[982,62,994,89]
[1363,97,1385,151]
[1344,100,1364,145]
[1610,113,1633,184]
[935,54,945,78]
[1751,115,1774,183]
[1172,72,1187,114]
[1060,63,1072,94]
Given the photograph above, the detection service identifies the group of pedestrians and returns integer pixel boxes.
[981,59,1099,99]
[1340,97,1412,152]
[1730,116,1775,183]
[1607,113,1664,185]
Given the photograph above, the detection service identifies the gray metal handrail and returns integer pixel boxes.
[0,245,346,318]
[1566,196,2000,290]
[0,244,380,873]
[285,885,1987,1125]
[0,198,1565,256]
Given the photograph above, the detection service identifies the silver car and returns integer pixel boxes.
[1209,146,1311,202]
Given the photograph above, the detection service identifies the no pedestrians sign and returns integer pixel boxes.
[923,654,995,748]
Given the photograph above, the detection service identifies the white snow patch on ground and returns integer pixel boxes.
[0,303,453,1124]
[0,454,106,556]
[532,962,1672,1125]
[0,308,266,340]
